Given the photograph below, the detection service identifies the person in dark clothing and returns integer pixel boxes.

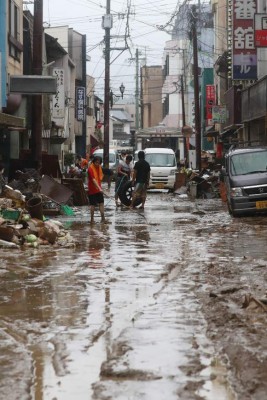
[0,164,6,195]
[130,150,150,210]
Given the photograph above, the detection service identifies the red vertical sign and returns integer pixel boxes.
[206,85,215,126]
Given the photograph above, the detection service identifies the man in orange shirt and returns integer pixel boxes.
[87,156,106,224]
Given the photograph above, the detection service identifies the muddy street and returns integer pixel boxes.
[0,191,267,400]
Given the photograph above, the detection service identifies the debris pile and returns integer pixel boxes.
[175,166,222,199]
[0,171,76,249]
[242,294,267,313]
[8,168,41,198]
[0,214,76,249]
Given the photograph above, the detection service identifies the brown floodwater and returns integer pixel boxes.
[0,190,267,399]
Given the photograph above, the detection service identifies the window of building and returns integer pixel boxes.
[163,55,169,78]
[163,94,169,118]
[9,0,23,61]
[86,96,94,116]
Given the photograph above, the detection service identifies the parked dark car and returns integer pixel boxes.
[223,146,267,217]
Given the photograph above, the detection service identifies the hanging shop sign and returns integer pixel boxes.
[52,69,65,118]
[254,13,267,47]
[232,0,257,80]
[212,106,227,123]
[76,86,86,122]
[206,85,216,126]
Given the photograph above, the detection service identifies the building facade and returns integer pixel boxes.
[0,0,25,168]
[140,66,163,128]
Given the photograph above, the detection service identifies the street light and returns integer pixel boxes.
[119,83,125,98]
[110,83,126,107]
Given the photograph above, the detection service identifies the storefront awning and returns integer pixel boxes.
[220,124,243,138]
[90,134,99,148]
[204,125,219,138]
[50,136,67,144]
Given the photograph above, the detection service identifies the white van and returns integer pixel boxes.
[135,148,177,190]
[92,148,120,175]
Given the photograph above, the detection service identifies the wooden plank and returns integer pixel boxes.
[61,178,88,206]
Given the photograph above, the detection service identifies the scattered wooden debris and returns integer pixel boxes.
[242,294,267,313]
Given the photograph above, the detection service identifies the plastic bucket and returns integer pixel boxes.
[26,197,43,220]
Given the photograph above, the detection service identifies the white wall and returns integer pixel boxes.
[45,26,69,52]
[162,39,189,128]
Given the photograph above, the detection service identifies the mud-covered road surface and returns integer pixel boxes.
[0,189,267,400]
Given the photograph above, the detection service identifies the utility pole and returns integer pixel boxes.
[191,5,201,170]
[32,0,43,169]
[103,5,128,165]
[180,74,187,163]
[140,66,143,129]
[81,34,87,158]
[130,49,145,132]
[103,0,111,170]
[179,48,187,165]
[135,48,139,132]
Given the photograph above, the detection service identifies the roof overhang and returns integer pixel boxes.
[137,127,182,138]
[90,134,99,147]
[220,124,243,138]
[0,112,25,128]
[204,125,219,138]
[50,136,67,144]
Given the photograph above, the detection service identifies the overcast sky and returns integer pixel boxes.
[24,0,179,99]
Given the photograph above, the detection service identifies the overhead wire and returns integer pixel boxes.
[40,0,217,99]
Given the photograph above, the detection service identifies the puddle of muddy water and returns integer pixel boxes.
[31,336,107,399]
[198,357,236,400]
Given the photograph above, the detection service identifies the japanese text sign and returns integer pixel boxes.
[52,69,65,118]
[206,85,216,126]
[232,0,257,80]
[76,87,86,122]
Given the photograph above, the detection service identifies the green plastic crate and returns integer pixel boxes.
[1,209,20,221]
